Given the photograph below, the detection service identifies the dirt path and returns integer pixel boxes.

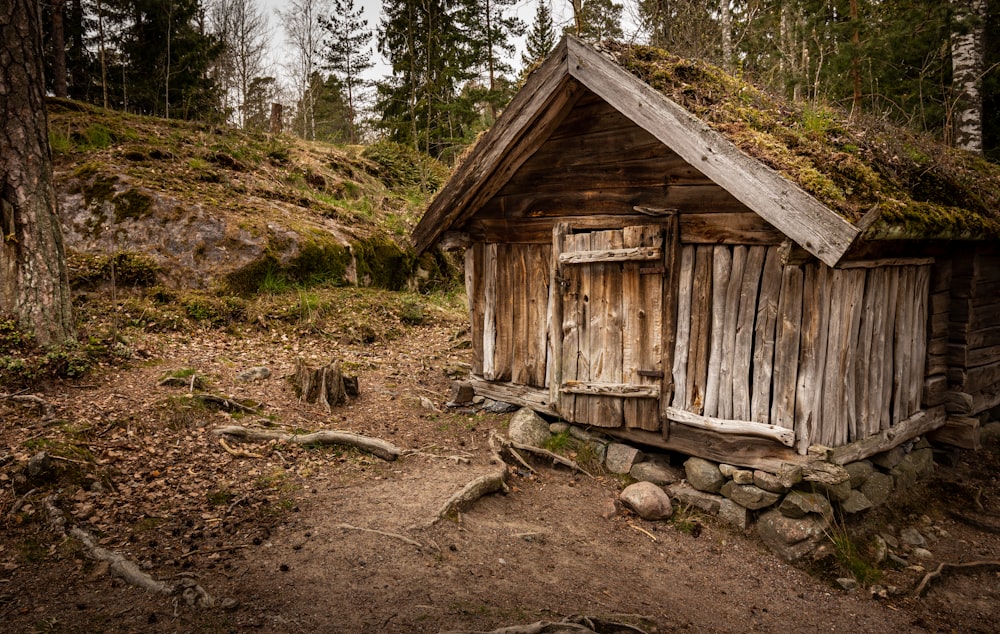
[2,317,998,633]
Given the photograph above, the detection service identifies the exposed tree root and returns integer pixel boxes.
[914,560,1000,597]
[947,509,1000,534]
[192,394,257,413]
[1,393,55,418]
[490,431,594,478]
[440,615,649,633]
[334,523,425,548]
[434,467,509,523]
[213,425,401,461]
[44,497,216,608]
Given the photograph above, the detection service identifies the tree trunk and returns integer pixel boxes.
[50,0,67,98]
[951,0,985,154]
[0,0,76,345]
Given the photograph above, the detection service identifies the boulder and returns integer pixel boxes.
[753,470,791,494]
[860,472,894,507]
[620,482,673,520]
[666,482,723,514]
[507,408,551,447]
[779,490,833,519]
[605,443,644,474]
[684,457,725,494]
[721,481,781,510]
[840,490,873,514]
[236,366,270,382]
[630,460,679,486]
[718,499,751,529]
[757,510,829,563]
[844,460,874,489]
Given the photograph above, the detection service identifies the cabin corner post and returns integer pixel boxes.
[660,212,681,439]
[547,223,570,413]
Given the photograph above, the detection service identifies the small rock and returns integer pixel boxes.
[840,490,873,514]
[569,426,598,442]
[721,481,780,510]
[549,422,570,434]
[718,463,737,478]
[507,408,552,447]
[28,452,51,478]
[812,479,852,503]
[605,443,644,474]
[888,553,909,568]
[779,491,833,519]
[236,366,270,382]
[871,535,888,563]
[844,460,874,489]
[836,577,859,591]
[753,470,790,494]
[484,400,518,414]
[446,381,475,407]
[620,482,673,520]
[419,396,441,412]
[219,598,240,611]
[630,460,679,486]
[731,469,754,485]
[911,547,933,560]
[684,457,725,494]
[880,531,899,549]
[900,527,927,548]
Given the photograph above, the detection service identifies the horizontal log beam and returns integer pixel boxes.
[664,406,795,447]
[469,377,557,414]
[838,257,935,269]
[559,246,662,264]
[927,416,981,451]
[560,381,659,398]
[825,405,947,465]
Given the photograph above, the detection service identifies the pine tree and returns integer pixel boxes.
[522,0,556,67]
[573,0,623,41]
[459,0,524,120]
[319,0,373,143]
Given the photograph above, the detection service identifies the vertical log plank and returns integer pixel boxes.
[548,224,569,406]
[704,246,732,417]
[719,246,747,419]
[842,269,866,443]
[772,263,803,442]
[559,232,583,420]
[733,246,764,420]
[751,247,781,423]
[880,268,900,429]
[468,243,485,376]
[482,243,498,380]
[688,246,714,414]
[795,263,829,451]
[671,245,696,410]
[589,230,624,427]
[494,244,515,382]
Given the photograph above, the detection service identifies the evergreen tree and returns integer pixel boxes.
[377,0,476,158]
[459,0,524,120]
[571,0,623,42]
[522,0,556,67]
[319,0,373,143]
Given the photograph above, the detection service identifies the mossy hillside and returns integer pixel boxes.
[605,43,1000,239]
[47,98,454,290]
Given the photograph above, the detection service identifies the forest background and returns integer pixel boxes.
[39,0,1000,164]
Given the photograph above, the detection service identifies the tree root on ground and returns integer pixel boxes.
[490,432,594,478]
[914,560,1000,597]
[433,467,509,523]
[213,425,401,461]
[44,496,216,608]
[333,523,425,548]
[439,614,649,633]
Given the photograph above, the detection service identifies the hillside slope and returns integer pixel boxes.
[48,98,453,293]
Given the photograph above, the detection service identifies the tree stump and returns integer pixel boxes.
[292,358,357,410]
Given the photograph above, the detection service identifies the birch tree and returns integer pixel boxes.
[277,0,329,139]
[951,0,986,153]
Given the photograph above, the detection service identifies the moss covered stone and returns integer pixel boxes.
[113,189,154,222]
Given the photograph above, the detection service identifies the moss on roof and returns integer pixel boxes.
[603,42,1000,240]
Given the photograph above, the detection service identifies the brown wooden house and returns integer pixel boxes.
[412,36,1000,472]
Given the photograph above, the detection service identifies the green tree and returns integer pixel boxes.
[459,0,524,120]
[522,0,556,68]
[571,0,623,41]
[319,0,373,143]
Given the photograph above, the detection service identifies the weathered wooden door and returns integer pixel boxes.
[554,225,665,430]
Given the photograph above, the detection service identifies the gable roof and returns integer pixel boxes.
[413,36,1000,265]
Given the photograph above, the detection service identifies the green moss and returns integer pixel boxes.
[82,174,118,207]
[113,189,154,222]
[67,251,160,288]
[353,235,415,291]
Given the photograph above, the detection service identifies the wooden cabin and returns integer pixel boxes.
[412,36,1000,472]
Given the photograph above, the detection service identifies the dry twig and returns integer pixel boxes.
[914,560,1000,597]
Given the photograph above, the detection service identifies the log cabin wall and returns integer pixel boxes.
[945,244,1000,418]
[670,246,931,453]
